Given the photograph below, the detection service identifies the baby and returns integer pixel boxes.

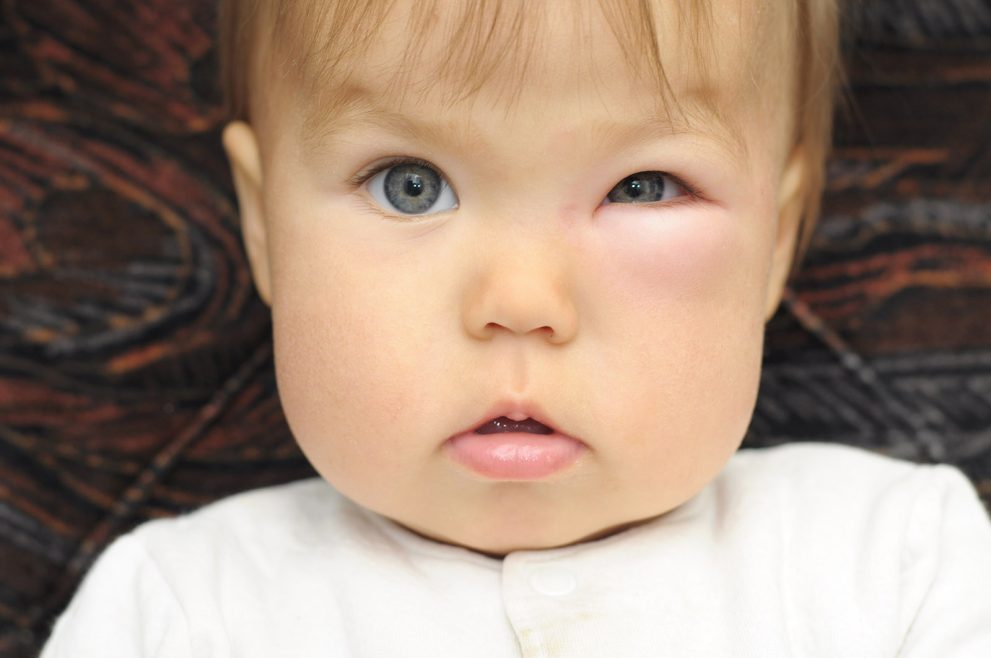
[42,0,991,655]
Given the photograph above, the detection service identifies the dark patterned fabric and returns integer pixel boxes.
[0,1,989,656]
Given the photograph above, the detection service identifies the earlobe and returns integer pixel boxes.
[763,145,808,321]
[222,121,273,306]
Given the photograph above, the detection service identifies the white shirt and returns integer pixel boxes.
[41,443,991,657]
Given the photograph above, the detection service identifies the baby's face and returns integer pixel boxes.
[226,0,804,555]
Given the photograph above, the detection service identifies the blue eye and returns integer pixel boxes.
[605,171,686,204]
[366,160,459,216]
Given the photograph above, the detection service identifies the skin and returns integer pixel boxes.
[223,0,810,556]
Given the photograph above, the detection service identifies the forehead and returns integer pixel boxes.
[259,0,795,158]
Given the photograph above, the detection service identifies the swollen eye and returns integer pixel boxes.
[367,162,459,215]
[605,171,685,204]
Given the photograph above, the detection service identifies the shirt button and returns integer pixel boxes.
[529,565,577,596]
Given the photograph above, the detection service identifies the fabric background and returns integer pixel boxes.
[0,1,989,655]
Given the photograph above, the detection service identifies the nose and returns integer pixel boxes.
[461,240,578,345]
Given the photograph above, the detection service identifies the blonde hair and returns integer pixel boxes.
[219,0,843,271]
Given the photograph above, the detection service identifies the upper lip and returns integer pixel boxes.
[451,398,582,442]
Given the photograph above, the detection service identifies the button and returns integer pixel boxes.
[529,565,577,596]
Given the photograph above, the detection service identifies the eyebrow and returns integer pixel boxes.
[300,84,748,164]
[303,97,484,156]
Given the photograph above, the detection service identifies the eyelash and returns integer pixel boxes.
[348,157,707,208]
[348,156,441,188]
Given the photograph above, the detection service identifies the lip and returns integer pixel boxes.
[444,398,587,480]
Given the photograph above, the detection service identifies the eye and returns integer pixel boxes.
[366,160,459,216]
[604,171,687,205]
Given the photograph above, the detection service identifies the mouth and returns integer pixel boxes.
[473,416,555,435]
[445,400,586,480]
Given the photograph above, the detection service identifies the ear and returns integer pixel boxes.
[763,145,808,321]
[222,121,272,306]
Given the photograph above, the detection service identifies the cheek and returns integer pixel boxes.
[267,238,438,484]
[583,204,769,453]
[593,203,766,302]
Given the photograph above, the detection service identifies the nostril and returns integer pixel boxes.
[474,416,554,435]
[483,323,555,339]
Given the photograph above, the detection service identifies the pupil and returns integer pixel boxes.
[606,171,666,204]
[405,175,424,197]
[383,163,443,214]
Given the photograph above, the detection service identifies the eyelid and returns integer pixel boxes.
[348,156,449,189]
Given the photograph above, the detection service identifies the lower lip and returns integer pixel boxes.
[445,432,586,480]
